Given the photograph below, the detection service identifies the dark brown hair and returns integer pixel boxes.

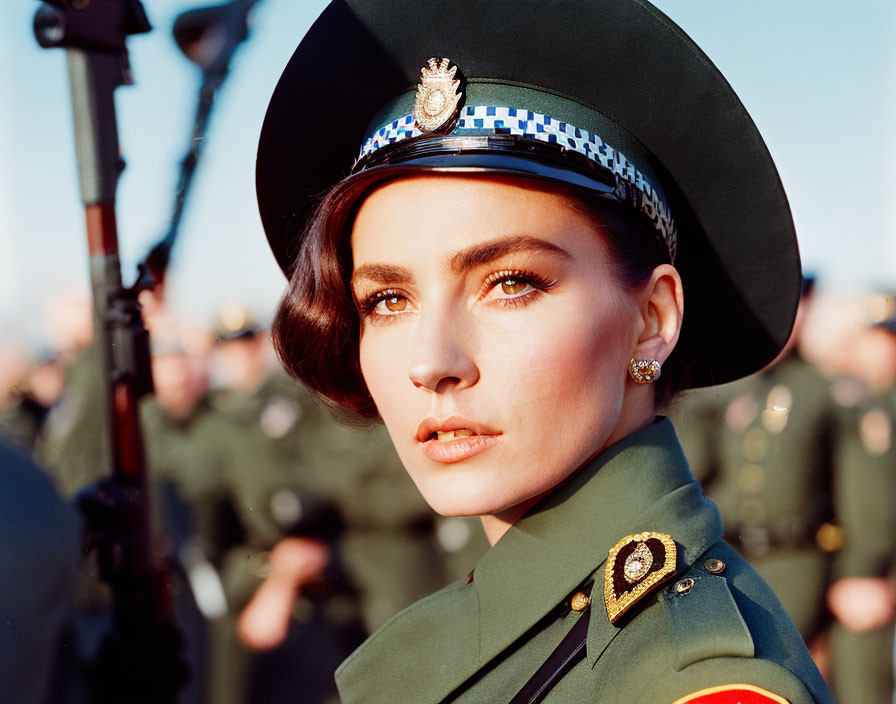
[272,174,687,421]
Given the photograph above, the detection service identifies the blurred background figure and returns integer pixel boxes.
[140,317,218,704]
[0,345,64,452]
[194,305,461,704]
[674,276,839,648]
[672,280,896,703]
[824,297,896,704]
[34,290,103,498]
[5,284,489,703]
[42,290,95,369]
[0,440,80,704]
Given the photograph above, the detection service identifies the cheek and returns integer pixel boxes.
[358,329,412,416]
[488,295,630,399]
[483,295,634,458]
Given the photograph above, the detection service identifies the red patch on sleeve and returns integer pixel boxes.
[673,684,791,704]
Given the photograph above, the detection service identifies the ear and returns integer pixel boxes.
[632,264,683,364]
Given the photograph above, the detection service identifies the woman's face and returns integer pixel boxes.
[351,175,646,526]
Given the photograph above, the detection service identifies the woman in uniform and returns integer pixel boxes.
[254,1,835,702]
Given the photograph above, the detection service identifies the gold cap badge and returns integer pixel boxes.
[604,531,677,624]
[414,57,463,134]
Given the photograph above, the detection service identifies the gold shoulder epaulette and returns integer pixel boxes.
[604,531,676,624]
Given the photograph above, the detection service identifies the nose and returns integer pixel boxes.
[408,311,479,393]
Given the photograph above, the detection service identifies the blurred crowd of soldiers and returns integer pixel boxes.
[0,290,488,704]
[0,279,894,704]
[673,279,896,704]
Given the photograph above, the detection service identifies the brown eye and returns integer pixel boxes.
[500,278,528,295]
[373,294,409,314]
[384,296,407,312]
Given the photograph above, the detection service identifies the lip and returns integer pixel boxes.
[415,415,500,443]
[416,415,502,464]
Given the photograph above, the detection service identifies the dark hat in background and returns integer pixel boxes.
[800,274,818,299]
[256,0,801,388]
[214,305,262,342]
[866,292,896,335]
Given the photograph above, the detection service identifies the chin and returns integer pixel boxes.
[410,467,531,519]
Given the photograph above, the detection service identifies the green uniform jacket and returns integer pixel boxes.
[335,420,833,703]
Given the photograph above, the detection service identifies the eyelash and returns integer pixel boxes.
[480,269,556,306]
[356,288,405,318]
[356,269,556,320]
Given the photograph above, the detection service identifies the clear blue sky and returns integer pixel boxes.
[1,0,894,346]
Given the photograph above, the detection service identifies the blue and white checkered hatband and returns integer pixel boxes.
[357,105,677,262]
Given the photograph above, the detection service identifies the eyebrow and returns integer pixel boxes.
[448,235,571,273]
[350,263,414,289]
[350,235,571,289]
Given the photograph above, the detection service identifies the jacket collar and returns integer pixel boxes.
[335,418,722,703]
[473,418,721,664]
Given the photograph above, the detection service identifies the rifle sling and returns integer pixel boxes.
[507,603,592,704]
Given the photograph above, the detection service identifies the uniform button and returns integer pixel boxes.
[738,464,765,493]
[766,384,793,412]
[815,522,844,553]
[674,578,695,594]
[437,517,473,553]
[761,385,792,433]
[570,591,591,611]
[742,428,768,462]
[704,558,726,574]
[725,393,758,432]
[270,489,303,528]
[860,408,893,456]
[740,498,766,523]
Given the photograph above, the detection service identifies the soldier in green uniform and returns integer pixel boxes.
[673,279,841,644]
[36,345,107,498]
[253,1,834,702]
[0,353,64,453]
[134,323,350,704]
[202,309,449,703]
[825,314,896,704]
[677,294,896,703]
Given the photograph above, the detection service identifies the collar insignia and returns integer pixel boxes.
[604,531,677,624]
[414,57,463,134]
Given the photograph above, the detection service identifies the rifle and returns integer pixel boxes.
[33,2,186,701]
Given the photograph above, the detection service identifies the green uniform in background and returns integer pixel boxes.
[434,515,491,584]
[36,347,107,498]
[673,353,840,641]
[140,382,360,704]
[211,370,447,632]
[199,370,448,704]
[29,337,453,703]
[674,354,896,703]
[140,397,226,704]
[31,347,111,704]
[0,393,50,452]
[827,385,896,704]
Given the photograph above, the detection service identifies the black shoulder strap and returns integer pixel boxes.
[507,605,592,704]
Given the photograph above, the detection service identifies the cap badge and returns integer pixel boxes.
[604,531,677,624]
[414,57,463,134]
